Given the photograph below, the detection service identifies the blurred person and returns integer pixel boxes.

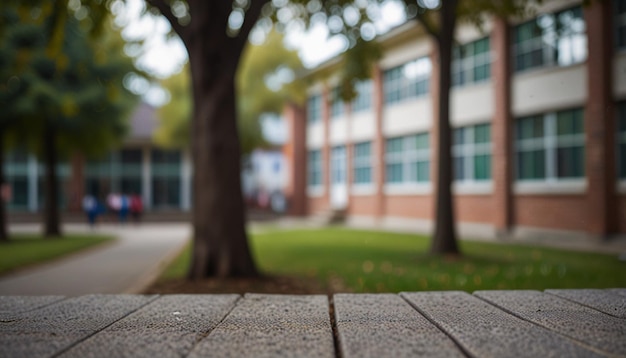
[82,194,98,228]
[130,194,143,224]
[119,194,130,223]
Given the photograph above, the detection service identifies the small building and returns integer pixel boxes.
[4,102,192,213]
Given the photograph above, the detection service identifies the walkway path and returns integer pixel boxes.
[0,223,190,295]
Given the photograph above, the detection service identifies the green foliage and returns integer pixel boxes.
[161,228,626,292]
[155,30,304,152]
[0,234,112,275]
[153,66,191,148]
[0,3,139,158]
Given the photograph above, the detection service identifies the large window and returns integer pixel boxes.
[618,103,626,179]
[307,149,322,187]
[331,146,346,184]
[516,108,585,181]
[385,133,430,184]
[352,80,372,113]
[353,142,372,185]
[307,94,322,124]
[5,150,29,209]
[453,123,492,182]
[453,37,491,87]
[513,6,586,72]
[616,0,626,50]
[383,57,431,104]
[330,87,344,118]
[151,149,181,208]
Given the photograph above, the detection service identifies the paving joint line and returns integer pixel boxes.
[50,294,161,358]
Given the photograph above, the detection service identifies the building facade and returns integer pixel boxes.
[284,0,626,238]
[4,102,193,213]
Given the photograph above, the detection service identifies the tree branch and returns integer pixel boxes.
[234,0,271,52]
[146,0,188,39]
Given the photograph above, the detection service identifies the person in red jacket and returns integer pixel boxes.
[129,194,143,224]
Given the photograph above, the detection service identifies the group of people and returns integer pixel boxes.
[82,193,143,227]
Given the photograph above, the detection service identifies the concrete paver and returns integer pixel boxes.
[0,223,190,295]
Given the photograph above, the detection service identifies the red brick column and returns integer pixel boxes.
[491,17,514,237]
[372,66,385,219]
[283,103,307,216]
[322,86,331,210]
[584,1,617,237]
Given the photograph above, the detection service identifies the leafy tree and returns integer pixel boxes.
[0,2,138,237]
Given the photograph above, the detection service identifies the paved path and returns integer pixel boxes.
[1,289,624,357]
[0,223,190,295]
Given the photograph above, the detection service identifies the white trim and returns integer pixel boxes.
[384,183,432,195]
[453,182,493,195]
[351,184,376,196]
[514,179,586,195]
[307,186,324,197]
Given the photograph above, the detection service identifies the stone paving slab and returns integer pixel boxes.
[333,294,464,357]
[0,295,65,319]
[59,295,240,358]
[2,290,625,357]
[0,294,155,358]
[475,290,626,356]
[546,289,626,319]
[401,291,603,358]
[188,294,335,358]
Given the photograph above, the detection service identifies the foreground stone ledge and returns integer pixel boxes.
[1,289,624,358]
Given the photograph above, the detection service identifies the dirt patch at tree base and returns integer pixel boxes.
[145,275,351,295]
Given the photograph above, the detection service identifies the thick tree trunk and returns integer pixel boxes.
[0,134,9,242]
[43,122,61,238]
[430,0,460,255]
[186,43,258,279]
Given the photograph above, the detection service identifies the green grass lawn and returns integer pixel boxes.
[162,228,626,292]
[0,234,113,275]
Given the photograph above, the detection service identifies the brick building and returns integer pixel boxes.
[283,0,626,239]
[4,102,192,213]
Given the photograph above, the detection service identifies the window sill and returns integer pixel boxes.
[514,179,586,195]
[307,186,325,197]
[618,181,626,194]
[351,184,376,196]
[453,181,493,195]
[512,61,585,79]
[384,183,432,196]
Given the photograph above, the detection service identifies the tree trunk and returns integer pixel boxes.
[43,121,62,238]
[430,0,460,255]
[0,133,9,242]
[185,41,258,279]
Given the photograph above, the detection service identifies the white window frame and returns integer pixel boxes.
[515,110,586,194]
[307,149,323,196]
[513,6,587,73]
[352,141,373,187]
[383,57,431,105]
[352,80,372,113]
[452,37,491,87]
[307,94,322,124]
[452,123,493,194]
[384,134,431,194]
